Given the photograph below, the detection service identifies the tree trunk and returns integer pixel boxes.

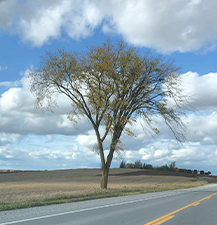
[100,131,122,189]
[100,165,109,189]
[99,127,123,189]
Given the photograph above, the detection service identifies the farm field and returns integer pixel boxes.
[0,168,215,211]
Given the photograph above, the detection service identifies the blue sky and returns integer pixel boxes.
[0,0,217,174]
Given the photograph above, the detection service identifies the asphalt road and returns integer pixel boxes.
[1,184,217,225]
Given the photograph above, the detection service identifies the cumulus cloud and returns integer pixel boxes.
[0,133,23,146]
[1,0,217,52]
[0,69,217,172]
[107,0,217,52]
[0,137,100,170]
[186,112,217,145]
[0,0,103,47]
[0,69,92,136]
[154,149,169,158]
[181,72,217,111]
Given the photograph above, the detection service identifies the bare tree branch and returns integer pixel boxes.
[29,40,192,189]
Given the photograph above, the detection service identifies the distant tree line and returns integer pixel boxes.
[119,160,211,175]
[120,160,176,171]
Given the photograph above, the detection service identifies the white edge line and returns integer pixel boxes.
[0,198,152,225]
[0,193,178,225]
[1,184,215,225]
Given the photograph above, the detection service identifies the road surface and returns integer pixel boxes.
[1,184,217,225]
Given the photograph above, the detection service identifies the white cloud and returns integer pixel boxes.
[105,0,217,52]
[172,148,196,159]
[186,112,217,145]
[76,130,97,149]
[0,69,217,173]
[0,133,23,146]
[139,148,152,160]
[154,149,169,158]
[0,81,20,87]
[181,72,217,111]
[0,138,100,170]
[63,1,103,40]
[1,0,217,52]
[18,1,68,46]
[0,0,104,47]
[0,69,92,136]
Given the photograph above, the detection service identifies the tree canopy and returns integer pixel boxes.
[29,40,190,189]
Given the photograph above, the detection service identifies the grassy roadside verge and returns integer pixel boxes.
[0,181,208,211]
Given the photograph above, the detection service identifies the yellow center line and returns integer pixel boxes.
[153,215,175,225]
[192,202,200,206]
[144,192,217,225]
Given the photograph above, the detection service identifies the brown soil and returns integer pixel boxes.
[0,168,215,205]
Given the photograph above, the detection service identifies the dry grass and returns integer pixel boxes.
[0,168,212,210]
